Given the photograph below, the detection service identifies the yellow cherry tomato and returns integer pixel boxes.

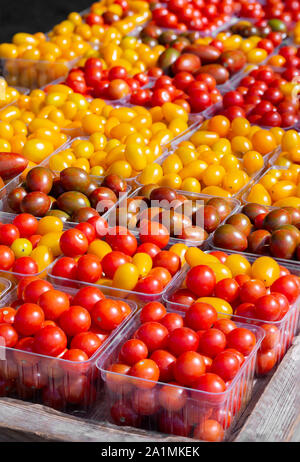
[225,254,251,277]
[251,257,280,287]
[88,240,112,260]
[30,245,53,272]
[132,253,152,277]
[38,232,63,257]
[113,263,139,290]
[37,216,63,235]
[197,297,233,318]
[11,238,32,258]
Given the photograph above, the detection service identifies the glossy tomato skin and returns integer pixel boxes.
[51,257,78,280]
[186,265,216,297]
[153,251,181,276]
[0,324,18,347]
[0,245,15,270]
[59,306,91,337]
[211,351,240,381]
[192,373,226,402]
[75,223,96,244]
[23,279,52,303]
[33,325,67,357]
[184,302,218,330]
[120,339,148,365]
[173,351,206,386]
[60,229,88,257]
[91,299,123,331]
[14,303,45,336]
[136,243,161,259]
[13,214,38,238]
[101,251,131,279]
[0,224,20,246]
[139,220,170,249]
[0,307,16,324]
[70,332,102,358]
[160,312,184,332]
[38,290,70,321]
[140,302,167,323]
[71,287,104,312]
[167,327,199,357]
[254,294,281,321]
[135,322,169,352]
[106,227,137,256]
[150,349,176,382]
[12,257,38,276]
[198,328,226,358]
[129,359,160,389]
[76,255,102,283]
[226,328,256,356]
[270,275,300,304]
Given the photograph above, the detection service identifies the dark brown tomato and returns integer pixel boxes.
[158,48,180,73]
[263,209,291,232]
[150,187,178,205]
[219,50,247,74]
[56,191,91,216]
[282,207,300,226]
[199,205,220,233]
[46,209,70,223]
[71,207,100,223]
[60,167,91,193]
[20,192,51,217]
[247,229,271,254]
[183,44,221,64]
[270,229,297,260]
[49,178,65,198]
[206,197,232,221]
[89,187,117,210]
[102,174,127,195]
[8,187,27,212]
[226,213,252,236]
[172,53,201,74]
[277,224,300,244]
[213,224,248,251]
[242,203,269,223]
[26,167,53,194]
[139,184,159,199]
[197,64,229,85]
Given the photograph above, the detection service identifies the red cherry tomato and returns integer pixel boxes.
[101,251,131,278]
[0,224,20,246]
[76,254,102,283]
[167,327,199,357]
[33,325,67,356]
[60,229,88,257]
[173,351,206,386]
[12,214,38,237]
[0,245,15,270]
[0,323,18,347]
[226,328,256,356]
[211,350,240,381]
[38,289,70,320]
[198,328,226,358]
[22,279,52,303]
[160,312,184,332]
[0,307,16,324]
[71,286,104,312]
[120,339,148,365]
[59,305,91,336]
[51,257,77,279]
[14,303,45,336]
[184,302,218,330]
[70,332,102,358]
[91,299,123,331]
[12,257,38,276]
[150,349,176,382]
[140,302,167,323]
[186,265,216,297]
[135,321,169,352]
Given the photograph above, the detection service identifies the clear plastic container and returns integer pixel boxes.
[0,277,12,301]
[163,255,300,375]
[0,86,29,110]
[0,281,137,415]
[0,57,80,90]
[105,185,240,248]
[136,123,269,200]
[0,164,132,225]
[241,165,293,206]
[210,202,300,267]
[96,308,264,440]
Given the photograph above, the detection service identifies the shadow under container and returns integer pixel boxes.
[96,309,264,441]
[0,57,79,90]
[163,258,300,376]
[0,282,137,415]
[107,185,240,248]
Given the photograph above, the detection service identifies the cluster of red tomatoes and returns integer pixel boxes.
[108,300,257,441]
[263,0,300,23]
[152,0,235,32]
[85,0,129,26]
[0,214,41,274]
[130,72,221,112]
[0,278,131,354]
[65,58,150,100]
[217,66,299,127]
[51,220,181,295]
[0,278,131,408]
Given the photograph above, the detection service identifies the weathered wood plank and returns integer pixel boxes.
[235,336,300,442]
[0,398,191,442]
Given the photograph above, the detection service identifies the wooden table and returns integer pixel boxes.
[0,336,299,443]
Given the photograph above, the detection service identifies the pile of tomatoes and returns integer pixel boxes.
[213,204,300,261]
[151,0,235,32]
[106,299,258,441]
[130,72,221,112]
[216,65,299,127]
[51,221,182,296]
[65,59,150,101]
[0,277,132,409]
[0,214,63,275]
